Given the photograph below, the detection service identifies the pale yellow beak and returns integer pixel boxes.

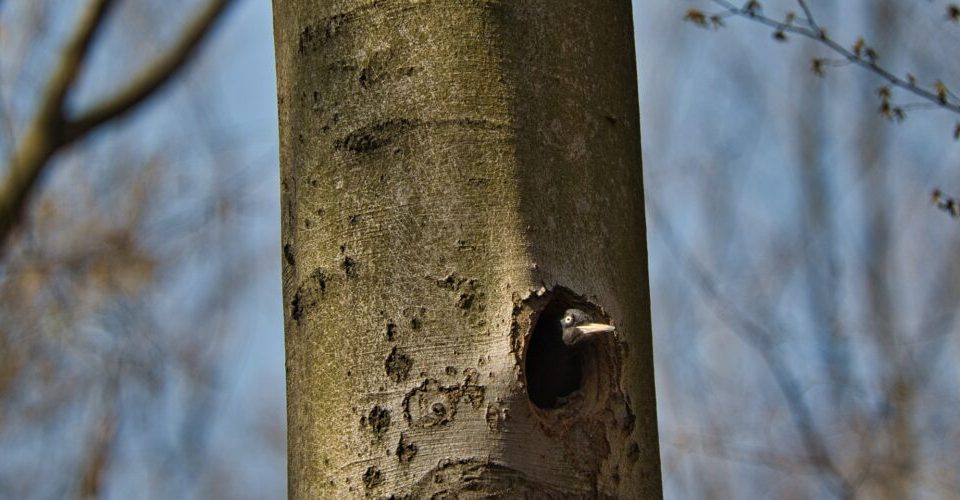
[575,323,616,335]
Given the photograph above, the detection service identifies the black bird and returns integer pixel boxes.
[561,308,616,346]
[526,308,615,408]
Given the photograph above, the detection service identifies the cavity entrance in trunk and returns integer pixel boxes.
[520,287,610,410]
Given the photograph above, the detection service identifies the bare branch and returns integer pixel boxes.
[48,0,117,114]
[64,0,232,143]
[702,0,960,117]
[0,0,117,255]
[796,0,818,30]
[0,0,234,252]
[77,388,118,499]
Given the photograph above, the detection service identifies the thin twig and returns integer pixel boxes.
[50,0,117,112]
[796,0,817,30]
[706,0,960,116]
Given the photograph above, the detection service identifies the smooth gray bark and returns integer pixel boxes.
[273,1,661,497]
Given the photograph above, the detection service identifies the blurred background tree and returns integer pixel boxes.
[0,1,283,498]
[3,0,959,498]
[649,0,960,497]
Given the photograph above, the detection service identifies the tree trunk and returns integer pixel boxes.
[272,1,661,497]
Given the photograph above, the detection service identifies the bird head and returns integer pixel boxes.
[560,308,615,346]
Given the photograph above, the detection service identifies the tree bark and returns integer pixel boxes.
[272,0,661,497]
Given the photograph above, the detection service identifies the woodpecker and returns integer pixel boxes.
[526,308,615,408]
[561,308,615,346]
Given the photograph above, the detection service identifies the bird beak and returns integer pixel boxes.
[575,323,616,336]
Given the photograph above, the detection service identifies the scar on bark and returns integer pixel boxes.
[290,267,328,322]
[361,406,390,438]
[362,466,383,489]
[396,433,417,463]
[385,347,413,383]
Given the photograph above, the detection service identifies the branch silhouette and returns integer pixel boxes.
[0,0,235,251]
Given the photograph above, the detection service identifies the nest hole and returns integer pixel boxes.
[522,287,609,410]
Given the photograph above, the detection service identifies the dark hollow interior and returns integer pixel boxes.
[525,298,585,409]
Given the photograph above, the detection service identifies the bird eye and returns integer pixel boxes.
[563,315,572,324]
